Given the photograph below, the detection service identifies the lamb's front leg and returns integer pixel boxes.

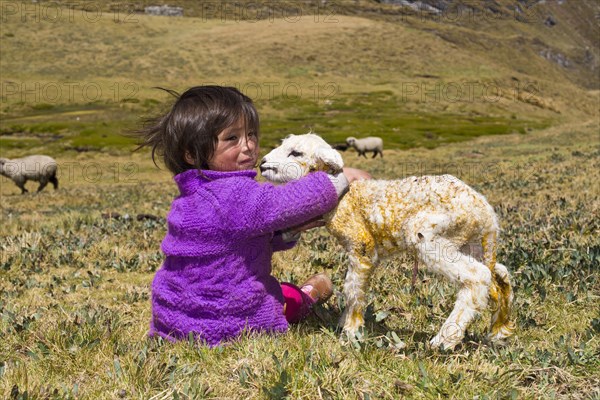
[327,194,377,338]
[339,248,377,337]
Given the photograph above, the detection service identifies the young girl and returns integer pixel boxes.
[136,86,370,346]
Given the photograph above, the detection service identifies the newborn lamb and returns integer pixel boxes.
[261,133,515,350]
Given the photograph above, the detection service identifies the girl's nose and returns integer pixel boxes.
[241,135,256,151]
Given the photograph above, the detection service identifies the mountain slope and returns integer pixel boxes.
[0,0,597,152]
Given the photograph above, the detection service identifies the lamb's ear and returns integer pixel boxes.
[315,147,344,174]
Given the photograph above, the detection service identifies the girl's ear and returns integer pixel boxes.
[184,151,195,165]
[315,147,344,173]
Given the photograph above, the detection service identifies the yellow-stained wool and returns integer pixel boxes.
[262,134,515,350]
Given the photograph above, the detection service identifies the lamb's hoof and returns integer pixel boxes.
[430,322,466,350]
[429,334,460,351]
[487,323,516,344]
[429,331,463,351]
[341,328,367,349]
[340,327,360,341]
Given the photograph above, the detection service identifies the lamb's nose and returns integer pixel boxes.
[259,159,267,172]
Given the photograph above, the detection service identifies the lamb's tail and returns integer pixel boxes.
[482,231,515,341]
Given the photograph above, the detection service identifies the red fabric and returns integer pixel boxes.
[281,282,315,323]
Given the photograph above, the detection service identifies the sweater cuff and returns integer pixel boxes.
[327,172,349,198]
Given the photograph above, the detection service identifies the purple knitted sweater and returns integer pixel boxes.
[149,168,338,346]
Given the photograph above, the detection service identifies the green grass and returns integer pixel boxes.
[0,102,148,155]
[0,91,551,157]
[258,92,550,150]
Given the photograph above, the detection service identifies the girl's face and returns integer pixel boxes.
[207,118,259,171]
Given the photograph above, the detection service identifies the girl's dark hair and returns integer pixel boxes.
[133,86,259,174]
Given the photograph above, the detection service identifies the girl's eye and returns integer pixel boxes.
[289,150,304,157]
[226,136,238,141]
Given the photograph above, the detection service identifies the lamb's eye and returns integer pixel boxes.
[289,150,304,157]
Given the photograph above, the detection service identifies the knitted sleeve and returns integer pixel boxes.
[230,172,338,238]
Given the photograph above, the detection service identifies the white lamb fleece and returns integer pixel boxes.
[0,155,58,194]
[346,136,383,158]
[261,133,515,350]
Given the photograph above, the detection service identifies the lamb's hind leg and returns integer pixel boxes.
[488,262,515,342]
[339,241,377,337]
[460,239,515,342]
[416,234,492,350]
[481,232,515,342]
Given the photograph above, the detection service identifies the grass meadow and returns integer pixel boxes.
[1,119,598,399]
[1,1,599,398]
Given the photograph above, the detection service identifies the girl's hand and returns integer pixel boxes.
[342,167,372,183]
[284,169,371,236]
[286,215,326,235]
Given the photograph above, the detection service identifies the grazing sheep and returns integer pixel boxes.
[0,155,58,194]
[346,136,383,158]
[261,133,515,350]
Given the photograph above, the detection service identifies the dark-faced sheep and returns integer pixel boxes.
[346,136,383,158]
[0,155,58,194]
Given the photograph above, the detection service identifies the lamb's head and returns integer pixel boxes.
[346,137,357,146]
[0,158,8,176]
[260,133,344,183]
